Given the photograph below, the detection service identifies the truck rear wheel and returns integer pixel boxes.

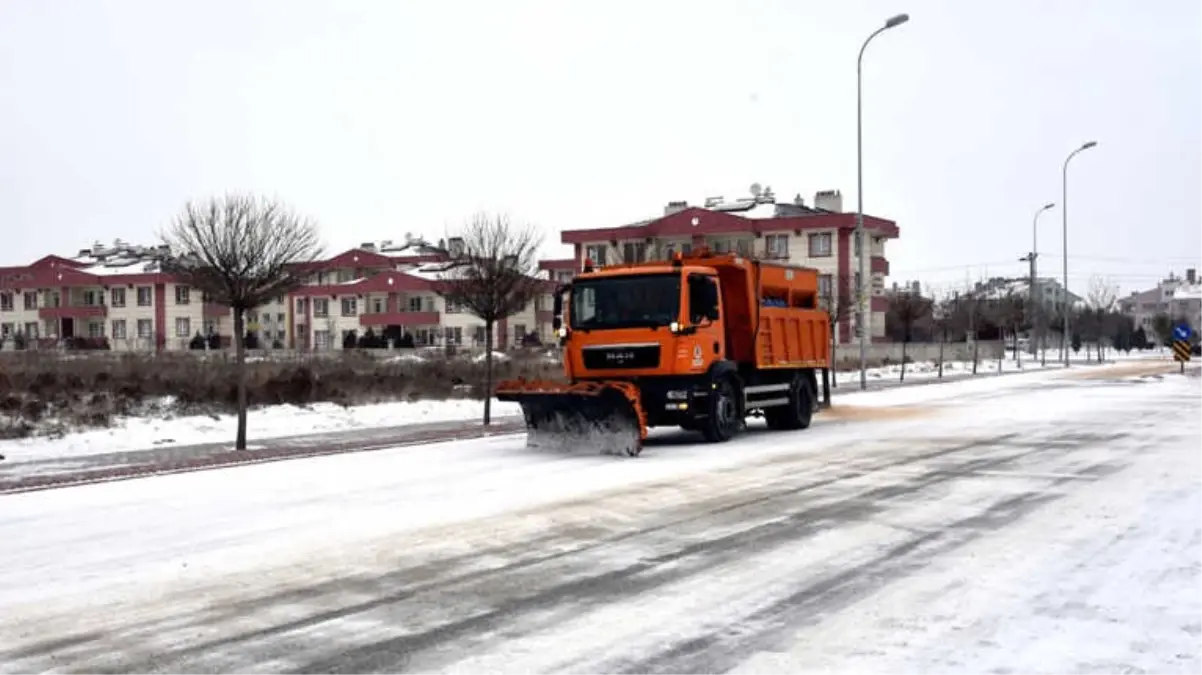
[764,372,814,431]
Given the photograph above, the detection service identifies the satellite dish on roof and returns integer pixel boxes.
[750,182,762,198]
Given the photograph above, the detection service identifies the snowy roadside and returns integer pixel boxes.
[0,351,1169,467]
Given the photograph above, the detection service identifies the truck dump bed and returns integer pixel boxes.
[712,257,830,369]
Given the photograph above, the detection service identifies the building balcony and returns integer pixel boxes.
[38,305,107,320]
[871,256,889,276]
[358,310,441,326]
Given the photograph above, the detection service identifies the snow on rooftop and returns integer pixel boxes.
[68,240,169,277]
[1172,284,1202,300]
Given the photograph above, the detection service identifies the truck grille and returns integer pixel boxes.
[582,344,660,370]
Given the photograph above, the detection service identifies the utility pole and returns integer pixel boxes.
[855,12,910,390]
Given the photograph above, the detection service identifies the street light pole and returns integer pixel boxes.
[856,12,910,390]
[1030,202,1055,359]
[1061,140,1097,367]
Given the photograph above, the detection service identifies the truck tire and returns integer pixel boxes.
[701,375,742,443]
[764,372,814,431]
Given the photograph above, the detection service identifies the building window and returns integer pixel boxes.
[82,290,102,306]
[854,272,863,299]
[88,322,105,338]
[110,287,126,308]
[765,234,789,260]
[474,325,487,345]
[296,298,305,313]
[445,326,463,345]
[276,330,286,342]
[175,317,190,338]
[585,244,605,263]
[514,323,527,344]
[137,286,152,307]
[23,292,37,310]
[175,286,190,305]
[313,298,329,318]
[24,322,39,338]
[314,330,331,350]
[0,293,11,312]
[111,320,127,340]
[445,299,461,313]
[818,274,833,302]
[808,233,833,258]
[137,319,153,339]
[408,296,425,312]
[621,242,646,263]
[341,297,358,316]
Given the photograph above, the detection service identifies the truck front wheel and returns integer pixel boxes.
[701,376,742,443]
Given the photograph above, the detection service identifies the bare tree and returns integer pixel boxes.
[1086,275,1118,361]
[928,287,956,378]
[821,273,854,388]
[889,291,932,382]
[432,212,544,425]
[992,292,1027,370]
[160,194,324,450]
[950,288,986,374]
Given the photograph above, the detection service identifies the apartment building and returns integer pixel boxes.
[539,188,899,343]
[1119,269,1201,334]
[973,276,1084,314]
[0,239,557,352]
[0,244,204,351]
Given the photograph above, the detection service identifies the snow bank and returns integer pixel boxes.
[0,398,521,464]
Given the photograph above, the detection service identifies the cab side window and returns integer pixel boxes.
[688,274,720,323]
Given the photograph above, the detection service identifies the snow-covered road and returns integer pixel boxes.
[1,363,1198,673]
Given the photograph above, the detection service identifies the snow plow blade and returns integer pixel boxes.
[495,379,649,457]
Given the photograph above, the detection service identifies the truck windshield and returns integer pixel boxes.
[569,273,681,331]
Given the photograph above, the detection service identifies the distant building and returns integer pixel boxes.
[966,276,1082,313]
[1119,268,1202,333]
[0,238,559,351]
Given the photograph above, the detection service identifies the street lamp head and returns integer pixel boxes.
[885,13,910,28]
[1081,141,1098,150]
[1042,202,1056,211]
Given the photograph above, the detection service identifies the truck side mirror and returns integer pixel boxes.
[552,285,565,331]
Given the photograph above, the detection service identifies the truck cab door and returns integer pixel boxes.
[687,273,724,367]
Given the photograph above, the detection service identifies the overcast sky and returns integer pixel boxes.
[1,0,1198,296]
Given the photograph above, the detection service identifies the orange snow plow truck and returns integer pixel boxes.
[495,248,833,457]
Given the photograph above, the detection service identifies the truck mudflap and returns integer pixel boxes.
[494,379,649,457]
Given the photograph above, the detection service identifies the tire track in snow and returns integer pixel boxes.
[3,426,1126,674]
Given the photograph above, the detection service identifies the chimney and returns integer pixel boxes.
[664,200,689,216]
[1188,268,1197,285]
[360,242,377,252]
[814,190,843,213]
